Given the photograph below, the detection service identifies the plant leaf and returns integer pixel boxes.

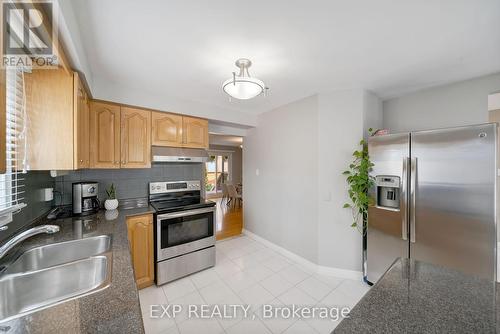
[342,129,375,232]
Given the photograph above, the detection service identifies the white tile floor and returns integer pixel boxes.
[139,236,370,334]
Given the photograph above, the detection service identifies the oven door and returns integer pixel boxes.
[156,207,215,261]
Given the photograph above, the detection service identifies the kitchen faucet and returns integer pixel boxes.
[0,225,60,260]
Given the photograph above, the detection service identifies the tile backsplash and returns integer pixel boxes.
[55,163,204,205]
[1,171,55,243]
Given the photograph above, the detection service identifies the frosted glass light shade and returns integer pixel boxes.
[222,77,265,100]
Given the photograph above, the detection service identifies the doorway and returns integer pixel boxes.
[206,134,244,240]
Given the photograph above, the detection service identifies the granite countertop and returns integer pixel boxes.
[0,205,154,334]
[334,258,497,334]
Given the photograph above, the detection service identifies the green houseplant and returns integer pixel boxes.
[342,129,375,234]
[104,183,118,210]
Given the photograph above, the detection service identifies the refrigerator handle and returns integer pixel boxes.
[401,157,409,241]
[410,157,417,243]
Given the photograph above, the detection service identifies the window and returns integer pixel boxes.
[205,152,232,196]
[0,68,27,218]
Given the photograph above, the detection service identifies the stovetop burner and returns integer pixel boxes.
[148,180,215,213]
[150,198,215,213]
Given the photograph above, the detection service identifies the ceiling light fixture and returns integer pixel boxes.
[222,58,268,100]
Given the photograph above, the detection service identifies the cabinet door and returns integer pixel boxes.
[0,68,5,174]
[90,101,120,168]
[126,214,154,289]
[182,116,209,148]
[151,111,183,147]
[74,74,90,169]
[121,107,151,168]
[25,68,74,170]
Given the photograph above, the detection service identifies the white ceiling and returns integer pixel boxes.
[73,0,500,116]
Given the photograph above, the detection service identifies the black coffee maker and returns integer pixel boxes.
[72,182,100,215]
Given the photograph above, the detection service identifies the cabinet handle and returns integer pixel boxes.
[79,159,83,163]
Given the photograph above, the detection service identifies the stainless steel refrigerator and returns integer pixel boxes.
[365,123,497,283]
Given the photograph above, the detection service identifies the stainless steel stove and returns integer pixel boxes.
[149,180,216,285]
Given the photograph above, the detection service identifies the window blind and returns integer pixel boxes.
[0,68,27,213]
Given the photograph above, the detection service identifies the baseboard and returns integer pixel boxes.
[242,228,318,273]
[242,228,363,281]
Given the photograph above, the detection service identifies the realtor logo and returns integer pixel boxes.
[2,0,57,68]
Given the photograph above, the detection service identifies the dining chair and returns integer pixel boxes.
[221,183,229,204]
[226,184,242,208]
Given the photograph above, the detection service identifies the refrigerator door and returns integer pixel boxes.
[367,133,410,283]
[410,124,497,280]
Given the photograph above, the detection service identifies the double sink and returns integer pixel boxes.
[0,234,113,323]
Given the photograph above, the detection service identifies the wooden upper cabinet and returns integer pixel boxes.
[121,107,151,168]
[74,73,90,169]
[90,101,121,168]
[0,39,5,173]
[152,112,209,149]
[24,69,91,171]
[151,111,183,147]
[25,68,74,170]
[183,116,209,149]
[0,68,5,174]
[126,214,154,289]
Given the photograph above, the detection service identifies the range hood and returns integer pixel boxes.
[152,146,209,163]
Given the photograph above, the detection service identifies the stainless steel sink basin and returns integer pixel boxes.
[0,235,113,323]
[0,255,112,322]
[3,235,112,275]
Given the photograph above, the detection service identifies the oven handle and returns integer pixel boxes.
[156,207,215,220]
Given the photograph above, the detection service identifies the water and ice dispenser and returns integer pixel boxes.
[375,176,400,210]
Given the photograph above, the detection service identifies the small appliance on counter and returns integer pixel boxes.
[72,182,100,216]
[149,180,216,285]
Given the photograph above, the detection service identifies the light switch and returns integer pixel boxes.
[255,169,260,176]
[43,188,54,201]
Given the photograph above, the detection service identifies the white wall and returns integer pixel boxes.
[317,90,382,272]
[209,123,250,137]
[244,90,382,273]
[383,73,500,133]
[363,90,383,136]
[243,96,319,263]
